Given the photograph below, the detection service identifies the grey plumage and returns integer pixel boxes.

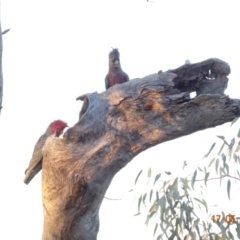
[105,48,129,90]
[24,120,68,185]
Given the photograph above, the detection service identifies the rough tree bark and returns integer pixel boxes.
[41,58,240,240]
[0,22,3,116]
[0,21,9,118]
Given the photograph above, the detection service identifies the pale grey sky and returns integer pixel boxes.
[0,0,240,239]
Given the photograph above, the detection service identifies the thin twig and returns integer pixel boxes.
[89,188,121,201]
[195,174,240,182]
[2,29,10,35]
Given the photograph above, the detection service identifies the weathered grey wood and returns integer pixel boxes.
[41,58,240,240]
[166,58,230,95]
[0,22,3,116]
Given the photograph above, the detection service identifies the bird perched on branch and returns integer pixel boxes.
[105,48,129,90]
[24,120,68,185]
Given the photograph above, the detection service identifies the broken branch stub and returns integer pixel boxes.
[167,58,230,95]
[41,58,240,240]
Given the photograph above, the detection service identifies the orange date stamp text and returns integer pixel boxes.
[211,214,237,224]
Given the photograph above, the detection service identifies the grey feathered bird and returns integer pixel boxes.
[105,48,129,89]
[24,120,68,184]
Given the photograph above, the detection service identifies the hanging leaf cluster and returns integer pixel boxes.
[132,119,240,239]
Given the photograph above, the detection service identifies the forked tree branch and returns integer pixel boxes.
[41,58,240,240]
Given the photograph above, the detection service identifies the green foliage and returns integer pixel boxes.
[154,173,161,185]
[227,180,231,200]
[132,120,240,239]
[135,169,143,185]
[191,170,197,190]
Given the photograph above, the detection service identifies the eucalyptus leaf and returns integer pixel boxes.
[153,223,158,236]
[215,158,219,174]
[224,162,229,175]
[227,179,231,200]
[204,172,210,187]
[194,198,208,213]
[191,170,197,190]
[149,189,153,203]
[147,168,152,178]
[238,129,240,138]
[195,223,201,238]
[208,158,216,168]
[235,141,240,152]
[234,153,238,163]
[145,211,156,225]
[138,195,142,212]
[149,200,157,213]
[228,230,234,239]
[154,173,161,185]
[218,142,225,155]
[133,212,141,216]
[204,142,216,158]
[202,198,208,213]
[221,153,226,163]
[143,193,147,206]
[135,169,143,185]
[217,135,230,146]
[183,160,187,170]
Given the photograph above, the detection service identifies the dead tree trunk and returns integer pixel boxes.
[41,58,240,240]
[0,22,3,117]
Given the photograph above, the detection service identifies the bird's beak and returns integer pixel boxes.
[114,60,119,68]
[55,128,63,137]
